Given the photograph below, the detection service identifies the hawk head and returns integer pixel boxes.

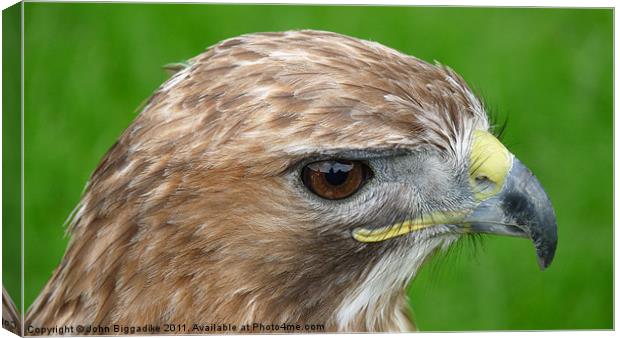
[26,30,557,332]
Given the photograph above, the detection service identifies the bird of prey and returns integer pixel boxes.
[18,30,557,333]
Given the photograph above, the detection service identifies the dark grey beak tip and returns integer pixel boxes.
[537,249,555,271]
[537,259,548,271]
[535,223,558,271]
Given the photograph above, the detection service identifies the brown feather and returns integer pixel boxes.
[3,287,20,335]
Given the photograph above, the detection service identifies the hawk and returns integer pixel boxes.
[17,30,557,333]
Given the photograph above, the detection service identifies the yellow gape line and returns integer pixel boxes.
[469,130,513,201]
[351,130,514,244]
[352,211,467,243]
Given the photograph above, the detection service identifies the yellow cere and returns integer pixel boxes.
[469,130,513,201]
[352,211,468,243]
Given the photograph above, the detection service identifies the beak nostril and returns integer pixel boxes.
[473,174,497,197]
[475,175,491,183]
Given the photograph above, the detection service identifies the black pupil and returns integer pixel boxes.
[325,167,349,186]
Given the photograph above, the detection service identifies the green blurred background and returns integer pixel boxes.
[3,2,22,318]
[14,3,612,331]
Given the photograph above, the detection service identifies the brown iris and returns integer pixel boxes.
[302,160,373,200]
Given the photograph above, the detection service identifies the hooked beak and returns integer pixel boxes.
[352,131,557,270]
[461,157,557,269]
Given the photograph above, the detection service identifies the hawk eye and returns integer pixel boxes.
[301,160,373,200]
